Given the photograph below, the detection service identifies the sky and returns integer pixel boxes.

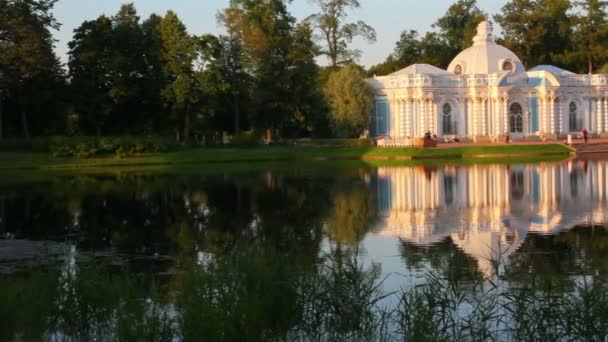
[52,0,508,68]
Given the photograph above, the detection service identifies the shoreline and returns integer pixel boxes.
[0,144,574,172]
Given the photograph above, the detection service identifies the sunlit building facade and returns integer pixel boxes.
[369,21,608,141]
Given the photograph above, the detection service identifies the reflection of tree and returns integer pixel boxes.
[506,225,608,289]
[399,237,483,283]
[326,180,378,246]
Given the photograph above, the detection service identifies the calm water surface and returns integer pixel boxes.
[2,159,608,340]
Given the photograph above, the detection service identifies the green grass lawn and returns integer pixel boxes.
[0,144,573,172]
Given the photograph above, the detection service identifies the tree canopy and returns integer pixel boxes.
[324,64,374,138]
[1,0,607,142]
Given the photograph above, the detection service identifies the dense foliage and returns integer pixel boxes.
[1,0,607,144]
[369,0,608,76]
[325,65,374,138]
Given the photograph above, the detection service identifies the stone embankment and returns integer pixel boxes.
[573,139,608,155]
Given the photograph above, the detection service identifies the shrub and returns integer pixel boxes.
[49,136,177,158]
[229,131,261,148]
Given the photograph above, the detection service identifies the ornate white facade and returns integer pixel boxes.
[369,21,608,142]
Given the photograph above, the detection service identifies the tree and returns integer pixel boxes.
[565,0,608,73]
[324,65,374,138]
[106,3,149,133]
[306,0,376,67]
[68,16,115,135]
[495,0,574,69]
[158,11,199,142]
[220,0,297,138]
[368,1,484,75]
[0,0,61,141]
[434,0,485,55]
[216,34,249,135]
[286,22,327,137]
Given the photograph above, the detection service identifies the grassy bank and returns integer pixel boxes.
[0,144,573,171]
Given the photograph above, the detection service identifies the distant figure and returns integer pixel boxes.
[424,131,432,140]
[581,128,589,143]
[504,132,510,143]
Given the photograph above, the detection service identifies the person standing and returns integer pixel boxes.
[581,128,589,143]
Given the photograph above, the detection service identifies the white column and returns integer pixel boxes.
[494,98,501,135]
[431,101,437,134]
[411,99,417,137]
[539,97,545,133]
[595,97,604,133]
[480,98,487,136]
[472,98,478,136]
[466,99,472,136]
[504,98,509,134]
[428,100,433,134]
[557,100,563,134]
[405,99,412,137]
[604,98,608,133]
[396,100,402,137]
[548,97,555,134]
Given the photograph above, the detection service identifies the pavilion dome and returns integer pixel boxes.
[447,21,526,75]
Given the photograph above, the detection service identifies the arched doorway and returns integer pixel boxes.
[442,103,455,135]
[509,103,524,138]
[568,102,581,132]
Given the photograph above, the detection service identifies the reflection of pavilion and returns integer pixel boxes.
[375,161,608,275]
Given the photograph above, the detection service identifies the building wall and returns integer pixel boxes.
[370,74,608,139]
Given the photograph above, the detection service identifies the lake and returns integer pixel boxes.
[2,159,608,340]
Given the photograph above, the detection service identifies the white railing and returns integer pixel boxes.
[376,137,415,147]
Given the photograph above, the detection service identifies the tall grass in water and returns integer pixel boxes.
[2,252,608,341]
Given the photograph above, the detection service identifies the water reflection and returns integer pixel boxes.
[376,160,608,275]
[1,162,608,339]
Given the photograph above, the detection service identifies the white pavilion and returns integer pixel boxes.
[369,21,608,142]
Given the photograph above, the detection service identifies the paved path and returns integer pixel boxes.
[437,138,608,153]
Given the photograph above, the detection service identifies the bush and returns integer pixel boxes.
[48,136,177,158]
[229,131,261,148]
[286,138,373,148]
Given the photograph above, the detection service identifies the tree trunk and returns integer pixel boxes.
[183,114,190,143]
[21,110,31,143]
[588,55,593,74]
[0,98,3,141]
[234,94,240,135]
[0,197,5,236]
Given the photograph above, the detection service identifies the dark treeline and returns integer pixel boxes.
[1,0,607,143]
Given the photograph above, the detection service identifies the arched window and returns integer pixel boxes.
[502,60,513,71]
[454,64,463,75]
[569,102,580,131]
[442,103,454,134]
[509,103,523,133]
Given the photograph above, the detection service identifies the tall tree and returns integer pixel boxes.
[286,22,327,137]
[368,0,484,75]
[158,11,199,142]
[324,64,374,138]
[495,0,574,69]
[567,0,608,73]
[0,0,61,141]
[220,0,297,138]
[434,0,485,54]
[306,0,376,67]
[68,16,115,135]
[218,34,248,135]
[106,3,148,133]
